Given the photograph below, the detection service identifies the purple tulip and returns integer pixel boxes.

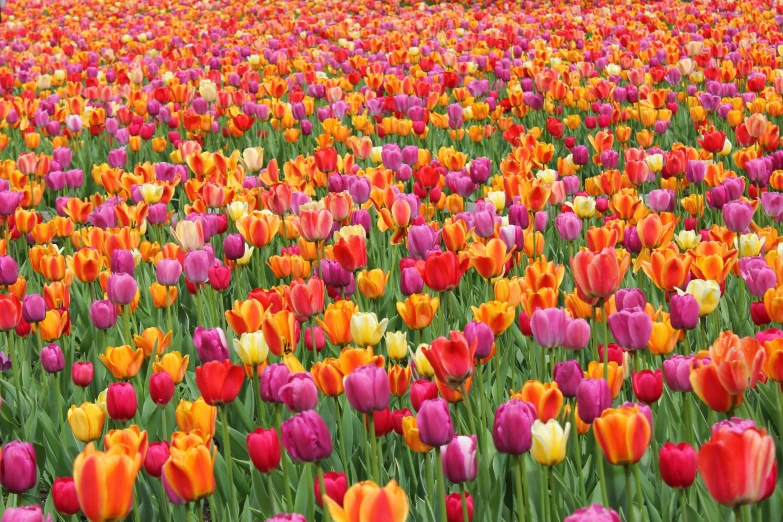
[89,300,118,330]
[407,224,440,260]
[740,257,777,298]
[223,234,246,261]
[553,360,583,398]
[110,249,135,276]
[530,308,568,348]
[260,363,291,403]
[648,189,675,213]
[614,288,646,311]
[1,505,52,522]
[0,190,23,216]
[555,212,582,241]
[381,144,402,171]
[662,355,694,392]
[762,192,783,218]
[183,250,210,284]
[21,294,46,324]
[563,318,591,351]
[0,255,18,285]
[508,204,529,229]
[279,373,319,413]
[576,378,613,424]
[722,201,754,233]
[492,399,537,454]
[607,306,652,351]
[281,410,333,463]
[564,504,621,522]
[669,294,700,331]
[344,364,390,414]
[192,326,229,363]
[464,321,495,360]
[40,344,65,374]
[441,435,477,484]
[156,258,182,286]
[417,398,454,447]
[106,273,138,306]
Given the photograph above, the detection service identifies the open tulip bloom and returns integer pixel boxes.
[5,1,783,522]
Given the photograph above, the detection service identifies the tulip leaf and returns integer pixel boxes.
[293,462,313,518]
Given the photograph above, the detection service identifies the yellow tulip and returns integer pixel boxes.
[531,419,570,466]
[68,402,106,442]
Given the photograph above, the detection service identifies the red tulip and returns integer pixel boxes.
[632,369,663,404]
[416,251,469,293]
[52,477,80,516]
[247,428,281,474]
[659,442,697,489]
[195,360,245,406]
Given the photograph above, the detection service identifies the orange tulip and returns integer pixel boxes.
[357,269,389,300]
[40,253,67,281]
[587,361,625,398]
[99,345,144,380]
[103,425,148,470]
[133,327,172,358]
[470,238,513,280]
[401,416,433,453]
[524,258,565,292]
[311,358,345,397]
[337,346,384,376]
[689,358,745,413]
[37,309,70,342]
[593,405,651,465]
[262,309,297,357]
[586,226,619,252]
[175,398,217,436]
[162,437,217,503]
[764,286,783,323]
[236,212,280,248]
[316,300,356,346]
[396,293,439,330]
[763,338,783,382]
[494,277,525,307]
[73,443,141,522]
[687,241,738,284]
[511,380,563,423]
[471,300,516,335]
[705,332,765,395]
[571,248,629,300]
[324,480,409,522]
[422,331,476,390]
[389,365,412,397]
[149,283,178,308]
[153,352,190,384]
[224,299,266,335]
[639,249,691,291]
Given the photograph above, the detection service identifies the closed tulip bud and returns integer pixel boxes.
[385,331,408,361]
[156,258,182,286]
[52,477,80,515]
[193,326,229,363]
[464,321,494,360]
[446,492,474,522]
[1,505,52,522]
[195,360,245,406]
[110,249,135,276]
[267,515,307,522]
[345,364,390,414]
[208,265,231,292]
[40,343,65,373]
[614,288,647,311]
[659,442,697,489]
[594,405,651,465]
[106,382,137,422]
[530,419,570,466]
[555,212,582,241]
[564,318,590,350]
[223,233,246,261]
[313,471,348,508]
[723,201,754,233]
[441,435,477,483]
[0,255,18,286]
[608,307,652,351]
[260,363,291,403]
[564,504,622,522]
[106,273,138,306]
[553,360,583,398]
[67,403,104,442]
[0,441,37,493]
[632,369,663,404]
[183,250,210,284]
[662,355,694,392]
[576,378,612,423]
[247,428,281,474]
[150,372,175,406]
[416,398,454,447]
[669,294,700,330]
[143,441,170,478]
[279,373,319,412]
[71,361,94,388]
[281,410,333,463]
[530,308,568,348]
[21,294,46,324]
[89,299,118,330]
[410,379,439,412]
[492,399,538,455]
[400,267,424,296]
[391,408,411,435]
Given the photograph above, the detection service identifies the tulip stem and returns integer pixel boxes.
[548,466,558,522]
[185,503,193,521]
[266,471,276,515]
[460,484,469,522]
[679,488,688,522]
[595,432,609,507]
[539,466,548,522]
[367,414,380,483]
[133,488,141,522]
[475,362,487,437]
[220,405,238,522]
[54,372,63,433]
[436,450,448,522]
[624,465,634,522]
[252,371,263,426]
[275,404,293,512]
[160,404,169,440]
[158,477,171,522]
[195,289,205,329]
[166,285,173,333]
[601,299,609,382]
[512,455,527,522]
[572,409,586,504]
[633,463,645,521]
[775,383,783,448]
[682,392,694,446]
[7,330,23,439]
[333,398,349,482]
[315,461,330,522]
[123,305,133,345]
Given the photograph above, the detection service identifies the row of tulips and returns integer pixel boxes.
[1,0,783,521]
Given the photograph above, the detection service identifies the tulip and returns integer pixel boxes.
[143,441,170,478]
[699,422,776,507]
[571,248,629,299]
[247,428,281,474]
[417,398,455,447]
[410,379,439,412]
[183,250,210,283]
[68,403,105,442]
[530,308,567,348]
[576,378,613,424]
[593,405,651,465]
[608,307,652,351]
[106,273,138,306]
[195,360,245,406]
[21,294,46,324]
[662,355,694,392]
[99,345,144,380]
[52,477,80,515]
[311,359,345,397]
[156,258,182,286]
[492,399,538,454]
[417,251,469,292]
[193,326,229,363]
[423,331,476,389]
[73,443,141,522]
[553,360,583,398]
[350,312,388,348]
[323,480,409,522]
[401,415,433,453]
[89,300,118,330]
[290,277,326,317]
[441,435,477,483]
[175,398,217,436]
[40,343,65,373]
[281,410,333,463]
[669,293,700,330]
[150,372,175,406]
[260,363,291,403]
[632,369,663,404]
[267,515,307,522]
[1,505,52,522]
[385,331,408,361]
[396,294,439,330]
[233,331,269,368]
[279,373,319,412]
[530,419,570,466]
[722,201,754,232]
[464,321,494,360]
[0,441,37,493]
[162,440,216,503]
[345,364,390,414]
[564,504,621,522]
[106,382,137,422]
[313,471,348,508]
[659,442,697,489]
[564,318,591,350]
[0,255,18,285]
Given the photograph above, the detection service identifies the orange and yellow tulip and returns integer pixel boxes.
[73,444,140,522]
[99,345,144,380]
[396,293,439,331]
[511,380,564,423]
[324,480,409,522]
[593,405,651,465]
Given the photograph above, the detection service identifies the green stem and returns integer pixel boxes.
[166,287,173,333]
[633,463,645,521]
[198,501,204,522]
[196,288,204,328]
[775,383,783,448]
[334,398,350,482]
[595,431,609,507]
[425,451,434,502]
[221,405,238,522]
[436,450,448,522]
[123,305,133,345]
[540,466,548,522]
[133,488,141,522]
[512,455,527,522]
[158,479,170,522]
[601,299,609,382]
[683,392,694,446]
[460,385,479,450]
[275,404,293,512]
[266,472,276,515]
[252,371,264,426]
[548,466,557,522]
[368,414,380,483]
[160,405,169,440]
[680,488,688,522]
[625,465,635,522]
[8,331,23,439]
[572,410,586,504]
[185,503,192,522]
[316,461,331,522]
[460,484,469,522]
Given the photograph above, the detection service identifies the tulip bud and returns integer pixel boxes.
[40,343,65,374]
[446,492,474,522]
[183,250,210,284]
[492,399,537,455]
[416,398,454,447]
[669,294,700,330]
[52,477,80,515]
[410,379,438,412]
[106,382,137,422]
[106,273,138,306]
[632,369,663,404]
[313,471,348,508]
[260,363,291,404]
[662,355,694,392]
[659,442,698,489]
[281,410,333,463]
[279,373,319,413]
[89,300,118,330]
[21,294,46,324]
[0,441,37,493]
[247,428,281,474]
[344,364,390,414]
[553,360,583,398]
[150,372,175,406]
[441,435,477,483]
[0,255,18,286]
[464,321,494,360]
[305,326,325,352]
[110,249,135,276]
[71,361,94,388]
[144,441,170,478]
[223,233,246,261]
[576,378,612,423]
[156,258,182,286]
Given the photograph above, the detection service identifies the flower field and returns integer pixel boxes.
[0,0,782,521]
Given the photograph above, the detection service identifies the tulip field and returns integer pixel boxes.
[4,0,783,520]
